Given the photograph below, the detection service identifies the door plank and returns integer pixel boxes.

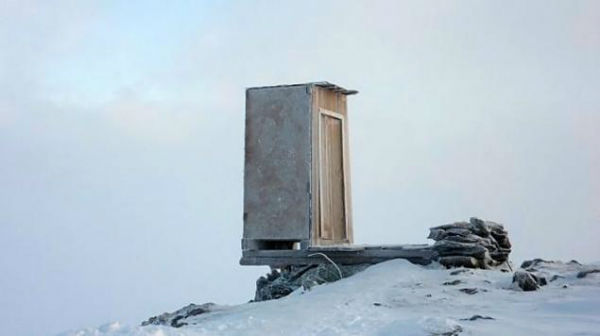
[319,110,347,241]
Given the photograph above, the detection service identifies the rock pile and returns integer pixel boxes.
[255,217,515,302]
[514,258,600,290]
[254,263,369,302]
[429,217,512,270]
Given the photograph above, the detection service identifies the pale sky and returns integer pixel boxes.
[1,1,599,335]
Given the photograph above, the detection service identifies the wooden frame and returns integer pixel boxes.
[317,108,350,243]
[309,86,354,247]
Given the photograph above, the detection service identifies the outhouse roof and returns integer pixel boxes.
[247,81,358,95]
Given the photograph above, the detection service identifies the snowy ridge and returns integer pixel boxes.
[59,259,600,336]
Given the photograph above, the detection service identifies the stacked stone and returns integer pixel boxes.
[428,217,512,269]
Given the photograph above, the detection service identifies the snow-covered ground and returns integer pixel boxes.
[59,259,600,336]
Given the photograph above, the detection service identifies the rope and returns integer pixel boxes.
[308,253,343,280]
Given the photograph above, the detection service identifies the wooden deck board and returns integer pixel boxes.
[240,244,437,267]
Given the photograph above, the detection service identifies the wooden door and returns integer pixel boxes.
[318,108,348,241]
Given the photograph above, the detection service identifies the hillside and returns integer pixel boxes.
[60,259,600,336]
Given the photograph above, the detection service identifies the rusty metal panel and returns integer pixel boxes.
[243,85,312,241]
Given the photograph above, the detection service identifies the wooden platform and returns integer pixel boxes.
[240,244,436,267]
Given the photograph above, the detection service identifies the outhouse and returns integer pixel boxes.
[242,82,357,254]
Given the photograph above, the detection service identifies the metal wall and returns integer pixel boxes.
[243,85,312,241]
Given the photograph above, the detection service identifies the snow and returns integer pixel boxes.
[58,260,600,336]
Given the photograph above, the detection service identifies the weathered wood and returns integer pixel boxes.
[240,245,436,267]
[311,86,353,246]
[319,108,347,242]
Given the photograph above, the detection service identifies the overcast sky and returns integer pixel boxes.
[1,1,599,335]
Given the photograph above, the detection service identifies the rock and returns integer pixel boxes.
[519,259,599,286]
[459,288,479,295]
[520,258,549,269]
[443,279,462,286]
[439,256,481,269]
[429,217,512,269]
[428,227,472,241]
[512,271,546,291]
[489,249,511,263]
[537,276,548,286]
[460,315,495,321]
[469,217,490,237]
[254,263,370,302]
[141,303,216,328]
[577,269,600,279]
[430,221,471,231]
[450,269,471,276]
[433,241,488,259]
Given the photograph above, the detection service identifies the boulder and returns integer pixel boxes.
[576,269,600,279]
[519,258,600,284]
[513,270,547,291]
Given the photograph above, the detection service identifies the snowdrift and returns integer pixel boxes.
[59,259,600,336]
